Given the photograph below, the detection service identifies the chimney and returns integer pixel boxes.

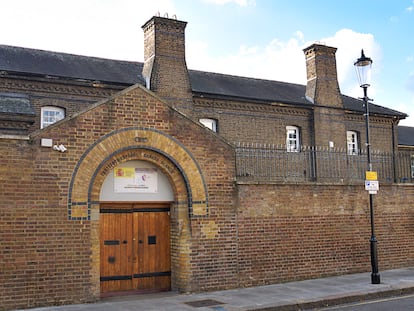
[142,16,193,115]
[303,43,346,149]
[303,44,342,108]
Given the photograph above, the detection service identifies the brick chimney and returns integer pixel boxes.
[142,16,193,115]
[303,44,343,108]
[303,43,346,149]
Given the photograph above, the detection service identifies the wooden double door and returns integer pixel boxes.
[100,203,171,295]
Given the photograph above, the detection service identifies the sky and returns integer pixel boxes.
[1,0,414,126]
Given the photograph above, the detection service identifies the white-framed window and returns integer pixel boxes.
[41,106,65,129]
[347,131,359,155]
[199,118,218,132]
[286,126,300,152]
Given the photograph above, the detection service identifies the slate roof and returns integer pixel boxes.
[398,126,414,146]
[0,44,408,119]
[189,69,309,105]
[0,45,144,85]
[189,70,407,118]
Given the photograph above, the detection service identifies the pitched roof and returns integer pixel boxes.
[189,70,407,117]
[189,69,308,105]
[398,126,414,146]
[0,44,407,119]
[0,45,143,85]
[340,94,407,118]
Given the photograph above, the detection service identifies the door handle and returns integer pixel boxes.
[138,240,143,244]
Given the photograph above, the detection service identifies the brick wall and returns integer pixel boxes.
[345,114,397,153]
[0,138,96,310]
[313,106,347,149]
[194,98,313,146]
[236,182,414,287]
[194,97,397,154]
[1,82,413,309]
[0,84,238,310]
[0,76,121,132]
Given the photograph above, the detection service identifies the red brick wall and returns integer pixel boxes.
[236,183,414,287]
[0,86,409,311]
[0,138,96,310]
[1,116,413,310]
[0,84,238,310]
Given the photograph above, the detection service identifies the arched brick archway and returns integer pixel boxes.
[90,147,190,209]
[68,127,208,219]
[67,127,209,294]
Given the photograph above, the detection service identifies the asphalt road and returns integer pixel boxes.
[314,294,414,311]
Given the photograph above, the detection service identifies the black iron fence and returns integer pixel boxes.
[235,142,413,183]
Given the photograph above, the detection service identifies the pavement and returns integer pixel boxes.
[19,267,414,311]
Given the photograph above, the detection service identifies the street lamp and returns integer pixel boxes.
[354,49,380,284]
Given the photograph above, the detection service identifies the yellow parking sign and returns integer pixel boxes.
[365,171,378,181]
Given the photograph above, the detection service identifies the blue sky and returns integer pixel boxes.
[1,0,413,126]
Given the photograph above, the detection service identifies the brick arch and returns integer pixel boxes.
[67,127,206,293]
[67,127,208,220]
[89,148,188,203]
[90,148,193,293]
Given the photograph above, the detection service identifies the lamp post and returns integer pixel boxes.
[354,49,380,284]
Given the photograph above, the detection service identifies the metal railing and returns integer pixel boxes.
[235,142,413,183]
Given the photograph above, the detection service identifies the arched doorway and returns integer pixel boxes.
[99,160,174,295]
[67,127,209,296]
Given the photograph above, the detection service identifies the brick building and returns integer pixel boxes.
[1,16,414,310]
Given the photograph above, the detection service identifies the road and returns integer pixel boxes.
[314,294,414,310]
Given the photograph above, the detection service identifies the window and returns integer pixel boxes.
[411,155,414,179]
[347,131,359,155]
[41,106,65,129]
[286,126,300,152]
[199,118,218,132]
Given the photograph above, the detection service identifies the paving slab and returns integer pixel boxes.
[17,267,414,311]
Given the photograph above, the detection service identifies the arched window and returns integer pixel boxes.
[347,131,359,155]
[199,118,218,133]
[286,126,300,152]
[41,106,65,129]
